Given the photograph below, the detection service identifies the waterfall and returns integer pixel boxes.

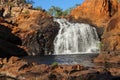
[54,19,100,55]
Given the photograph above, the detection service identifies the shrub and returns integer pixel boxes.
[33,6,42,10]
[51,62,58,67]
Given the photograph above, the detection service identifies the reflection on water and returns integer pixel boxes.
[23,53,98,67]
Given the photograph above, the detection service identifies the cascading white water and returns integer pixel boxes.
[54,19,100,54]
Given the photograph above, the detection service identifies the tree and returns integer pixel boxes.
[54,7,63,17]
[48,6,73,17]
[48,6,55,16]
[63,7,73,16]
[48,6,63,17]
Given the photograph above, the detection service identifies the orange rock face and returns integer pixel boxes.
[0,56,118,80]
[12,9,59,55]
[70,0,118,27]
[0,6,59,57]
[102,6,120,53]
[94,3,120,64]
[70,0,120,65]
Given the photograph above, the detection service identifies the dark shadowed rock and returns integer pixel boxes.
[0,18,27,58]
[0,7,4,17]
[13,9,59,55]
[0,39,27,57]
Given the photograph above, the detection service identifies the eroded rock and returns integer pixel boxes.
[0,56,119,80]
[70,0,118,27]
[13,9,59,55]
[94,4,120,64]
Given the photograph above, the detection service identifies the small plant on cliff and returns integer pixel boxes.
[22,10,30,19]
[51,62,59,70]
[24,10,30,14]
[98,42,104,51]
[33,6,43,10]
[21,0,26,4]
[51,62,58,67]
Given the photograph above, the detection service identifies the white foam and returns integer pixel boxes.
[54,19,100,55]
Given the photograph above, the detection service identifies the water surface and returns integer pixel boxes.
[23,53,98,67]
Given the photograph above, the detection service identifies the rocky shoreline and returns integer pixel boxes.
[0,0,120,80]
[0,56,119,80]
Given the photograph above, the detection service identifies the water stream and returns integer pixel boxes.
[23,19,100,66]
[54,19,100,54]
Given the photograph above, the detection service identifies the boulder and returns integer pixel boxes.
[0,57,119,80]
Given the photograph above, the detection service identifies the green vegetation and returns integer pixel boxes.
[0,0,78,17]
[33,6,43,10]
[47,6,73,17]
[48,6,62,17]
[20,0,26,4]
[97,42,104,51]
[24,10,30,14]
[51,62,58,67]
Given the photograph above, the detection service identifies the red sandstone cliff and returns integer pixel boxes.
[94,4,120,63]
[70,0,118,27]
[70,0,120,63]
[0,0,120,79]
[0,4,59,57]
